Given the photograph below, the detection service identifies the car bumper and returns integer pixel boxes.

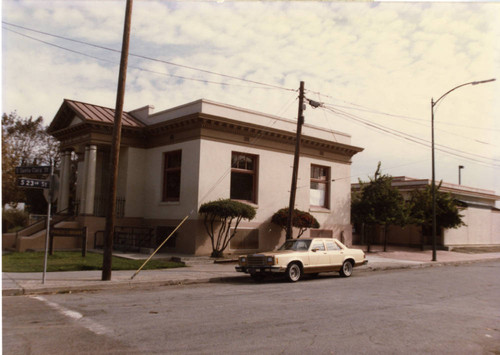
[235,266,284,274]
[355,260,368,266]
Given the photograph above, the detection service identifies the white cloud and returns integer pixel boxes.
[2,1,499,196]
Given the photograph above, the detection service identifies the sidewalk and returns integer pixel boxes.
[4,248,500,296]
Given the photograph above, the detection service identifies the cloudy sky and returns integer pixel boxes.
[2,1,500,198]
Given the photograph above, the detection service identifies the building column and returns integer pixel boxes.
[82,145,97,215]
[57,150,72,213]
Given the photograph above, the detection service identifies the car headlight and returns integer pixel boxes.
[239,256,247,266]
[266,256,274,265]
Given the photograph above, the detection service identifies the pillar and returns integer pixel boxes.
[82,145,97,215]
[57,150,72,213]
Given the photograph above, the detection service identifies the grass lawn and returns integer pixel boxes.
[2,251,186,272]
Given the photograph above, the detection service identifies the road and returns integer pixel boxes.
[3,261,500,354]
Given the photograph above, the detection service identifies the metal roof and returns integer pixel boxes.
[65,99,145,128]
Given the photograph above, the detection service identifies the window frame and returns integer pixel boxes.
[310,164,330,209]
[162,150,182,202]
[230,152,258,204]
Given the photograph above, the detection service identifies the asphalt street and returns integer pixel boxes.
[3,260,500,354]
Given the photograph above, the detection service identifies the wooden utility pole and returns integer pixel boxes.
[102,0,133,281]
[286,81,305,240]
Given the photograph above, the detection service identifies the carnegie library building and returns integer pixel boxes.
[12,98,363,255]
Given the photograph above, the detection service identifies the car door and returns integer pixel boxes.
[325,240,344,268]
[308,240,329,268]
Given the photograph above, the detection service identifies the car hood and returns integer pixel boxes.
[250,250,300,257]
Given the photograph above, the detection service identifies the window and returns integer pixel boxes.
[326,241,340,251]
[310,164,330,208]
[230,152,258,202]
[162,150,182,201]
[311,241,326,251]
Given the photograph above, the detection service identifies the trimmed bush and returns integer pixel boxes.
[199,199,256,257]
[271,208,320,238]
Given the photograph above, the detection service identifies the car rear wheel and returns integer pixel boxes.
[286,262,302,282]
[340,260,353,277]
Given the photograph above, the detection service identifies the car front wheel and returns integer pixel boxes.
[340,260,353,277]
[286,262,302,282]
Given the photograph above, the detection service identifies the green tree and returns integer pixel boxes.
[199,199,257,258]
[409,182,465,248]
[271,208,320,239]
[2,112,60,212]
[351,163,408,251]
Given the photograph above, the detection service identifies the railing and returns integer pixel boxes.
[14,206,75,238]
[113,226,154,252]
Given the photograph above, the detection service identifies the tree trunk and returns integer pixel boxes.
[383,225,388,252]
[366,224,371,253]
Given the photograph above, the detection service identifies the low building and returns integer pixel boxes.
[28,98,363,255]
[352,176,500,249]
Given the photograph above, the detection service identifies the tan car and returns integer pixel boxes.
[235,238,367,282]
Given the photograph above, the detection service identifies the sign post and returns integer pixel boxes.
[15,162,54,284]
[42,160,54,284]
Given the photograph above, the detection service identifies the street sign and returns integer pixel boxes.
[15,166,52,175]
[17,178,50,189]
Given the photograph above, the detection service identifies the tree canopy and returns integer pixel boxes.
[199,199,256,257]
[2,112,60,211]
[351,163,408,251]
[352,163,465,250]
[409,183,465,234]
[271,208,320,239]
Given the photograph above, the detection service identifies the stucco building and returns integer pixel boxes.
[352,176,500,249]
[29,98,363,255]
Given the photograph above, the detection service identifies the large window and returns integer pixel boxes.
[310,164,330,208]
[162,150,182,202]
[230,152,258,203]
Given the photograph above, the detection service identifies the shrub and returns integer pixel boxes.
[271,208,320,238]
[199,199,256,257]
[2,208,29,233]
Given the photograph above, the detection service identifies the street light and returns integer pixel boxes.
[430,78,495,261]
[458,165,464,185]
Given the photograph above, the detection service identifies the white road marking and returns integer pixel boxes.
[32,296,112,336]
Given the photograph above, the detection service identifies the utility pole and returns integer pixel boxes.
[102,0,133,281]
[286,81,305,240]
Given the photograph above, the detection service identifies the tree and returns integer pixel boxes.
[409,182,465,248]
[351,163,408,251]
[2,112,60,212]
[199,199,256,258]
[271,208,320,239]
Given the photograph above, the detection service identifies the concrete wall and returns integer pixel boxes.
[194,138,354,254]
[444,207,500,246]
[123,147,147,217]
[142,140,201,220]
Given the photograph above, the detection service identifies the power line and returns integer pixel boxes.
[3,26,253,88]
[305,93,499,160]
[321,99,499,148]
[2,21,296,93]
[321,105,500,168]
[306,88,500,132]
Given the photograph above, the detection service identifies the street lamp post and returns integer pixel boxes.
[430,78,495,261]
[458,165,464,185]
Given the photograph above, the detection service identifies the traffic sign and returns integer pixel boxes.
[15,166,52,175]
[17,178,50,189]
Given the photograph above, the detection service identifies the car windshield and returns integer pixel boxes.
[278,240,312,251]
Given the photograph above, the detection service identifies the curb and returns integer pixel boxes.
[3,257,500,296]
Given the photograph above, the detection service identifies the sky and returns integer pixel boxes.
[2,1,500,200]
